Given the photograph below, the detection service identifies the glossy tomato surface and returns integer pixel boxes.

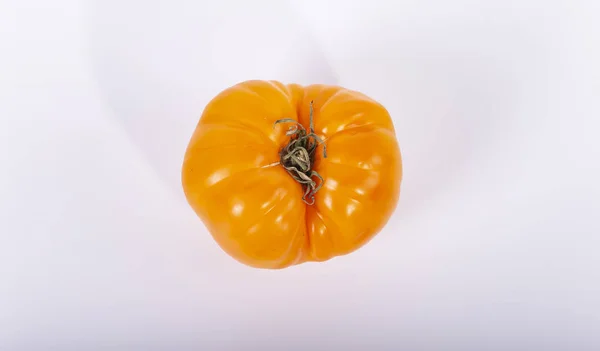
[182,80,402,269]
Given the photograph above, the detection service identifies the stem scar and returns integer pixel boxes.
[273,100,327,205]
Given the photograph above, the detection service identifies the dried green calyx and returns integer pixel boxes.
[273,101,328,205]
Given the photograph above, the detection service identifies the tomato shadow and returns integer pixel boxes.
[86,0,339,202]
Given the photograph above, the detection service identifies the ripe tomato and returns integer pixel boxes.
[182,80,402,269]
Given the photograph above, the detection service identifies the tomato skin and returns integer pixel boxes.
[182,80,402,269]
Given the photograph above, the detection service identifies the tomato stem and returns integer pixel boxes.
[273,101,327,205]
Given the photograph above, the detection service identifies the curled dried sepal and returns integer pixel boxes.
[273,101,327,205]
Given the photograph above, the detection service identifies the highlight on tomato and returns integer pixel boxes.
[181,80,402,269]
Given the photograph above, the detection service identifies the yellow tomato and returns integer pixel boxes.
[182,80,402,269]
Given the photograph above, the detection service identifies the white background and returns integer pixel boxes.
[1,0,599,350]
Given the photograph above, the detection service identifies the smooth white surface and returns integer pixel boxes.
[1,0,599,350]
